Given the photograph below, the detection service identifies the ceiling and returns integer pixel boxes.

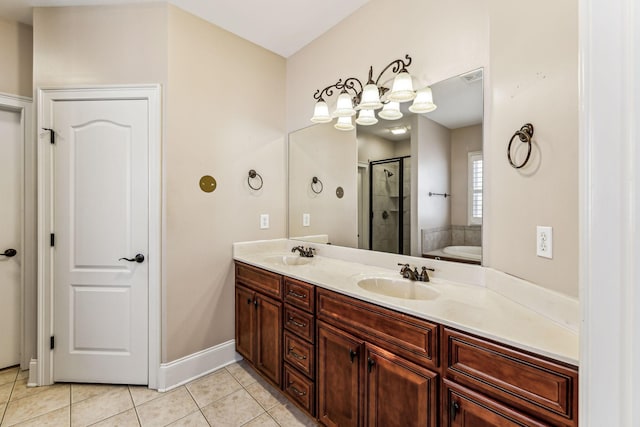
[0,0,371,57]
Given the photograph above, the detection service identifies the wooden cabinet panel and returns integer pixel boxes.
[284,363,316,416]
[317,288,438,369]
[284,332,314,379]
[318,321,364,427]
[284,304,314,343]
[255,294,282,386]
[443,328,578,426]
[236,262,282,299]
[365,344,438,427]
[235,285,255,362]
[443,379,549,427]
[284,278,315,312]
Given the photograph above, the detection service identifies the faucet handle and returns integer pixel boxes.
[419,266,435,282]
[397,263,409,267]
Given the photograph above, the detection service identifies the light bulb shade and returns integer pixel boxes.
[355,109,378,126]
[334,116,355,131]
[378,102,403,120]
[334,92,356,117]
[357,83,383,110]
[387,71,416,102]
[310,101,332,123]
[408,87,437,113]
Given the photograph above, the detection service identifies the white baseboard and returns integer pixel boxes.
[27,358,38,387]
[156,340,242,392]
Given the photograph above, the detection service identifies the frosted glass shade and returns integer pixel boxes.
[310,101,332,123]
[334,92,356,117]
[357,83,383,110]
[387,71,416,102]
[409,87,437,113]
[355,109,378,126]
[334,116,355,131]
[378,102,402,120]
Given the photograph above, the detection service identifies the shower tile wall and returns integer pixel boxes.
[371,164,399,254]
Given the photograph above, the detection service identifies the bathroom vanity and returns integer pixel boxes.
[233,242,578,427]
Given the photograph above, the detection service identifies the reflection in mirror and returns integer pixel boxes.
[288,69,483,265]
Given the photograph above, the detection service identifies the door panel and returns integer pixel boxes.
[52,99,149,384]
[0,108,21,369]
[235,285,255,361]
[255,294,282,386]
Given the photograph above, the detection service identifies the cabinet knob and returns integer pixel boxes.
[367,357,375,373]
[349,349,357,363]
[450,400,460,421]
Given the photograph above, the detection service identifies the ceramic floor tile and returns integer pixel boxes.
[165,410,209,426]
[244,379,287,411]
[225,361,261,387]
[91,408,140,427]
[136,387,197,427]
[71,383,124,404]
[70,387,133,427]
[10,405,70,427]
[9,379,66,402]
[0,382,13,405]
[1,401,6,423]
[186,369,242,408]
[201,389,265,427]
[2,385,70,426]
[15,371,28,382]
[268,402,317,427]
[128,386,163,407]
[0,368,19,387]
[241,412,279,427]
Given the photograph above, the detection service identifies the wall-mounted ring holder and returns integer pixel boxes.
[507,123,534,169]
[248,169,263,190]
[311,176,324,194]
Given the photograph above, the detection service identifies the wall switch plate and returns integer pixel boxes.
[536,226,553,258]
[303,213,310,227]
[260,214,269,229]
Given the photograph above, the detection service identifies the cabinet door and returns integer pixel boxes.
[443,380,549,427]
[365,344,438,427]
[318,321,364,427]
[235,285,255,362]
[255,294,282,386]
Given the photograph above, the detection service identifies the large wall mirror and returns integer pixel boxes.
[288,68,484,265]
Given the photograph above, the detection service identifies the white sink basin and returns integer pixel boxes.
[265,255,313,266]
[357,277,440,300]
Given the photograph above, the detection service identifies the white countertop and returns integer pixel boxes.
[233,241,579,366]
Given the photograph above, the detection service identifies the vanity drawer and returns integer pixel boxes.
[284,278,315,312]
[283,363,315,416]
[443,328,578,426]
[284,332,314,379]
[316,288,438,369]
[235,262,282,299]
[284,304,314,343]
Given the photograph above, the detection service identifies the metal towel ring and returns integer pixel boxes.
[248,169,263,190]
[311,176,324,194]
[507,123,534,169]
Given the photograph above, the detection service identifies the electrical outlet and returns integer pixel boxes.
[260,214,269,229]
[303,213,311,227]
[536,226,553,258]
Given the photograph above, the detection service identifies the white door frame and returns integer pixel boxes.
[36,85,162,389]
[0,92,34,371]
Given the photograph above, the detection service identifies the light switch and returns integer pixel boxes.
[260,214,269,229]
[536,226,552,258]
[303,213,310,227]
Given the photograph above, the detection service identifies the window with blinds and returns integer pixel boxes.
[468,151,483,225]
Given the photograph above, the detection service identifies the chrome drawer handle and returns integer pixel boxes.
[288,290,306,299]
[288,347,307,360]
[288,384,306,396]
[288,316,306,328]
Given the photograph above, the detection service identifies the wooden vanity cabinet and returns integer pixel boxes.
[235,263,283,387]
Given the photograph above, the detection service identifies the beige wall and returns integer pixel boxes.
[451,124,483,225]
[0,18,32,97]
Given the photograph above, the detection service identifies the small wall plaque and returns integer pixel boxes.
[336,186,344,199]
[199,175,217,193]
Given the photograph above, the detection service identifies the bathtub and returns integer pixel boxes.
[423,245,482,264]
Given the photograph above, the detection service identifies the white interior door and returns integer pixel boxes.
[51,98,149,384]
[0,108,22,370]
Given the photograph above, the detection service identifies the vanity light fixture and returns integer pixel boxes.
[310,54,437,131]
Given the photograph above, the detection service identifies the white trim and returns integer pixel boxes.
[0,93,34,371]
[36,85,162,388]
[157,340,242,392]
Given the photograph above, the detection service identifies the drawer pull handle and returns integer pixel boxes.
[288,290,307,299]
[289,384,306,396]
[450,400,460,421]
[288,347,307,360]
[367,357,375,373]
[288,316,307,328]
[349,349,357,363]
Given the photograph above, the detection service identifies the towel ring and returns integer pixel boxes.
[311,176,323,194]
[248,169,263,190]
[507,123,534,169]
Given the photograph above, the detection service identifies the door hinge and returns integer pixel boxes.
[42,128,55,144]
[50,233,55,247]
[50,336,55,350]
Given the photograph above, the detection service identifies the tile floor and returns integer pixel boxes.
[0,361,317,426]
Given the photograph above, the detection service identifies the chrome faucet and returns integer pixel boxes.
[398,263,435,282]
[291,245,316,258]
